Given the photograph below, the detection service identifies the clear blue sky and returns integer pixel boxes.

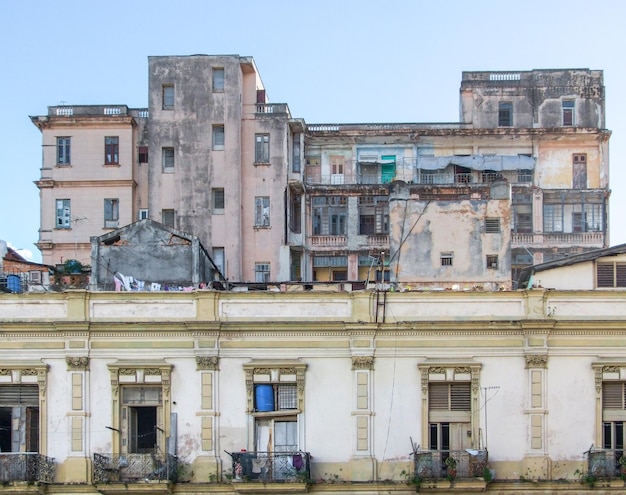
[2,0,625,262]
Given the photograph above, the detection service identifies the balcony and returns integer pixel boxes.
[255,103,291,118]
[230,451,311,483]
[0,453,55,483]
[367,235,389,247]
[93,453,178,484]
[311,235,347,247]
[512,232,605,247]
[585,448,625,479]
[414,449,488,480]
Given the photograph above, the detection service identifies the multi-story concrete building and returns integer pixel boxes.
[30,59,610,287]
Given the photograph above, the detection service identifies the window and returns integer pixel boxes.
[138,146,148,163]
[104,198,119,228]
[573,153,587,189]
[498,102,513,127]
[563,100,575,126]
[597,262,626,288]
[162,85,174,110]
[312,196,348,235]
[441,252,454,266]
[0,385,39,453]
[162,147,174,172]
[255,263,270,283]
[57,137,71,165]
[105,136,119,164]
[419,363,480,461]
[212,68,224,92]
[289,193,301,233]
[292,134,301,173]
[255,197,270,227]
[161,209,175,228]
[56,199,71,229]
[485,218,501,233]
[486,254,499,269]
[330,155,345,184]
[518,169,533,183]
[212,125,224,150]
[255,134,270,164]
[138,209,149,220]
[543,204,563,232]
[602,381,626,457]
[513,194,533,233]
[212,188,225,212]
[243,361,306,456]
[107,363,171,457]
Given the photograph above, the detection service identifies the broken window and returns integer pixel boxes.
[255,197,270,227]
[486,255,499,269]
[312,196,347,235]
[359,196,389,235]
[56,199,71,229]
[104,198,119,228]
[543,204,563,233]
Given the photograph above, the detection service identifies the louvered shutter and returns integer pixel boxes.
[603,382,626,421]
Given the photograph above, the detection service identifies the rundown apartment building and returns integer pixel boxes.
[30,58,609,287]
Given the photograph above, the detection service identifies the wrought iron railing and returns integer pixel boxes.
[0,453,55,483]
[230,451,311,483]
[414,450,488,480]
[93,453,178,483]
[585,448,625,479]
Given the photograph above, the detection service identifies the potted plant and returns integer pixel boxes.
[445,456,457,481]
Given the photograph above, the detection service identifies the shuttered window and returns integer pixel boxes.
[597,263,626,288]
[603,382,626,422]
[429,383,471,411]
[0,385,39,406]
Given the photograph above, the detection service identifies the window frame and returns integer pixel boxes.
[255,262,270,283]
[212,188,225,213]
[212,68,224,92]
[56,137,71,165]
[498,102,513,127]
[162,84,174,110]
[440,252,454,267]
[254,134,270,164]
[162,147,175,172]
[212,125,225,151]
[486,254,499,270]
[562,100,575,127]
[255,196,270,227]
[104,136,119,165]
[484,217,501,234]
[161,209,175,228]
[104,198,120,228]
[56,199,71,229]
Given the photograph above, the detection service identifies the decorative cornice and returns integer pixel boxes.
[66,356,89,370]
[352,356,374,370]
[196,356,219,370]
[525,354,548,368]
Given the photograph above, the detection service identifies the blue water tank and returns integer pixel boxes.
[255,384,275,412]
[7,275,21,293]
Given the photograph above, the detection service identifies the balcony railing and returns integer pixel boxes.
[0,453,55,483]
[93,453,178,484]
[311,235,347,247]
[367,235,389,247]
[512,232,605,246]
[585,448,625,479]
[255,103,291,117]
[414,450,488,480]
[230,451,310,483]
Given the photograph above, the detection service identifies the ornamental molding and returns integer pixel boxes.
[525,354,548,368]
[352,356,374,370]
[66,356,89,370]
[196,356,219,370]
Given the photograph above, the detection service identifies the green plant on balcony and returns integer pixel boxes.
[619,455,626,481]
[445,456,457,481]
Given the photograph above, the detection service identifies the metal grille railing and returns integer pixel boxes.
[93,453,178,483]
[0,453,55,483]
[230,451,310,482]
[585,449,625,479]
[414,450,488,480]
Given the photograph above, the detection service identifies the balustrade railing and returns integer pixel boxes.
[230,451,310,483]
[0,453,55,483]
[585,448,625,479]
[93,453,178,483]
[311,235,347,247]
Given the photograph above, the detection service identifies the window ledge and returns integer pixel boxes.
[254,162,271,167]
[104,163,121,167]
[254,225,271,230]
[252,410,301,418]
